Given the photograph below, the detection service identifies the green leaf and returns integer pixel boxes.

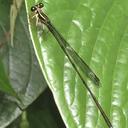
[0,0,17,97]
[0,0,47,127]
[0,59,16,96]
[25,0,128,128]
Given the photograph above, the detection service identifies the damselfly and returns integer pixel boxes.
[30,3,113,128]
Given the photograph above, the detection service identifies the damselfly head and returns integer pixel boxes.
[31,6,37,12]
[38,3,44,8]
[31,3,44,13]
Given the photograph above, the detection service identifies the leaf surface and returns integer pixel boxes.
[25,0,128,128]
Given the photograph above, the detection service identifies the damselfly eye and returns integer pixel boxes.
[31,6,36,12]
[38,3,44,8]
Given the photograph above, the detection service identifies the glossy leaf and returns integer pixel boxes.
[25,0,128,128]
